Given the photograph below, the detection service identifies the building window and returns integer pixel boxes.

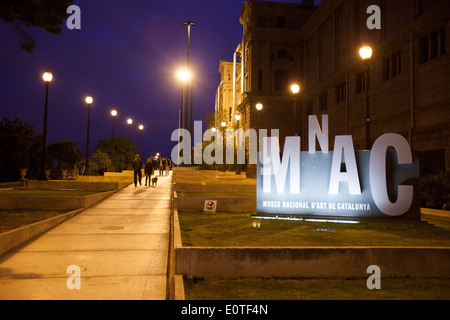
[382,51,402,81]
[276,16,285,29]
[274,69,289,91]
[277,50,287,59]
[258,69,263,91]
[430,31,439,59]
[319,93,328,111]
[420,26,446,64]
[420,36,429,63]
[439,26,446,55]
[335,81,346,103]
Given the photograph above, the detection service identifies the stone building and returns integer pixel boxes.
[215,0,450,173]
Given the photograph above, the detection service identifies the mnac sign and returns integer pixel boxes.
[256,115,420,220]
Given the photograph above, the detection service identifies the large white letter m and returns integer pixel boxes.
[262,137,300,194]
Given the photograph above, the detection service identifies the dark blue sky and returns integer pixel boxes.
[0,0,316,160]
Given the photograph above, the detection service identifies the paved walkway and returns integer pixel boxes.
[0,173,172,300]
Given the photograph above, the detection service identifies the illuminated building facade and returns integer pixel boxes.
[216,0,450,173]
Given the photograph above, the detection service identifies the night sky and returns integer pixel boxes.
[0,0,313,161]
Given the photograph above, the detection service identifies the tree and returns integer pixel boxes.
[0,117,41,182]
[0,0,74,52]
[95,137,136,172]
[88,150,112,176]
[47,140,82,178]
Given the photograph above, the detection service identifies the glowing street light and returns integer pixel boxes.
[42,71,53,82]
[290,83,301,136]
[290,83,300,95]
[85,95,93,172]
[39,69,53,180]
[177,69,192,82]
[359,45,373,60]
[127,118,133,143]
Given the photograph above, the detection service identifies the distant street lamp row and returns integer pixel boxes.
[39,71,145,178]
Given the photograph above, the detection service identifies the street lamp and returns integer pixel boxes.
[359,45,372,150]
[221,121,227,172]
[127,118,133,142]
[177,69,192,130]
[139,124,144,158]
[184,20,195,143]
[111,109,117,139]
[255,102,263,154]
[177,68,192,165]
[39,70,53,180]
[290,83,300,136]
[235,114,241,175]
[85,95,93,173]
[256,102,263,129]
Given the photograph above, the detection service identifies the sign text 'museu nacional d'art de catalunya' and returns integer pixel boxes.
[256,115,420,220]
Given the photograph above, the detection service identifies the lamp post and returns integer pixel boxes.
[221,121,227,172]
[235,114,241,175]
[177,69,192,165]
[139,124,144,158]
[127,118,133,143]
[85,95,93,173]
[177,69,192,130]
[359,45,373,150]
[39,70,53,180]
[256,102,263,154]
[290,83,300,136]
[111,109,117,139]
[183,20,195,140]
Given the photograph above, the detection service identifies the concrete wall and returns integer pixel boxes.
[0,190,116,210]
[0,209,83,256]
[25,180,129,192]
[174,209,450,279]
[176,246,450,280]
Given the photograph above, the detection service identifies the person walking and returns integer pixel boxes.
[132,154,143,187]
[158,157,164,176]
[165,157,171,175]
[144,157,153,187]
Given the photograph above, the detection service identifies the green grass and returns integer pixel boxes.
[0,209,69,233]
[178,212,450,247]
[0,189,98,197]
[177,192,256,198]
[184,277,450,300]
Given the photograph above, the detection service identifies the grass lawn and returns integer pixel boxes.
[0,189,98,197]
[0,209,69,233]
[178,212,450,247]
[184,277,450,300]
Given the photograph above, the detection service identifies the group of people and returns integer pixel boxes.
[132,154,172,187]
